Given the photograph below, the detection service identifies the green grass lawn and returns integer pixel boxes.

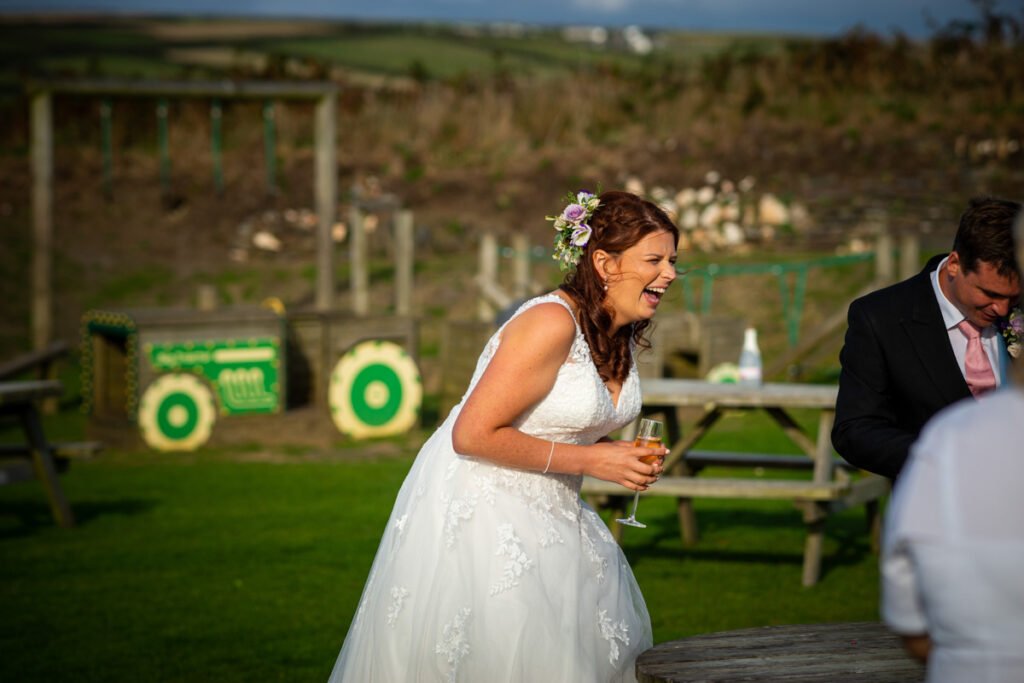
[0,419,883,682]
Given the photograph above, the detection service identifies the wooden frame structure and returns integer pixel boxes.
[27,78,340,352]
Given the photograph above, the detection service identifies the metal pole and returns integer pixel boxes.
[314,93,336,311]
[30,91,53,351]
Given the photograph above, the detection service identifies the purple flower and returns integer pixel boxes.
[1010,316,1024,334]
[562,203,587,223]
[570,224,592,246]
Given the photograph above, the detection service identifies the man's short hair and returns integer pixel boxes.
[952,196,1022,279]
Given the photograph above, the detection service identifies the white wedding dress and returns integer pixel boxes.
[328,293,652,682]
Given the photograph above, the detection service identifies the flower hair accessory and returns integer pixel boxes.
[547,190,600,271]
[999,306,1022,359]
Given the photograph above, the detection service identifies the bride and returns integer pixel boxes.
[328,190,678,682]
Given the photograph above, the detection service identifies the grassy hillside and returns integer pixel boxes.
[0,9,1021,375]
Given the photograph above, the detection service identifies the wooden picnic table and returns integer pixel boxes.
[582,379,889,586]
[0,380,75,527]
[636,621,925,682]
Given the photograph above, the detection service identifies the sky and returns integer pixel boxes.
[0,0,996,38]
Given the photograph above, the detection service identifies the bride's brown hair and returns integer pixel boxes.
[559,190,679,384]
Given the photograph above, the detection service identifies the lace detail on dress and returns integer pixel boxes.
[441,491,478,549]
[490,524,534,595]
[598,609,631,665]
[459,294,641,448]
[385,586,409,626]
[436,607,473,683]
[580,514,609,581]
[393,514,408,538]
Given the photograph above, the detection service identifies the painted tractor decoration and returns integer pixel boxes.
[81,308,421,451]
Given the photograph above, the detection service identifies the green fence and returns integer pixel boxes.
[679,253,874,347]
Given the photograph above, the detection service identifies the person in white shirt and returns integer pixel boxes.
[881,212,1024,681]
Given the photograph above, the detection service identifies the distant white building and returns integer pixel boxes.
[622,25,652,55]
[562,25,609,46]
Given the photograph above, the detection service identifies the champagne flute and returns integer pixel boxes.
[616,417,664,529]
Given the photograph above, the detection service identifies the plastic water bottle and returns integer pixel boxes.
[738,327,762,386]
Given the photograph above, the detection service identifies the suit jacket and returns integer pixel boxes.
[831,254,972,479]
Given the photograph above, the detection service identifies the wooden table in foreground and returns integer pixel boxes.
[0,380,75,527]
[582,379,890,585]
[637,622,925,682]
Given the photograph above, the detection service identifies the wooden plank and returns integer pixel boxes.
[0,441,102,459]
[19,405,74,527]
[349,206,368,315]
[0,341,69,381]
[581,476,848,501]
[685,450,857,471]
[314,92,336,311]
[827,475,890,513]
[394,210,414,316]
[641,378,838,410]
[636,621,924,682]
[0,460,37,485]
[28,78,338,99]
[0,380,63,406]
[31,90,54,352]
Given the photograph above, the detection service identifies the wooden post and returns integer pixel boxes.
[314,93,336,311]
[478,232,498,322]
[349,206,368,315]
[512,232,530,299]
[31,91,53,353]
[874,230,894,285]
[395,209,414,316]
[196,284,217,311]
[899,233,920,281]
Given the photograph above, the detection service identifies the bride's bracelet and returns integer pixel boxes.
[543,441,555,474]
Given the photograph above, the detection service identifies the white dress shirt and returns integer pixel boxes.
[882,388,1024,682]
[930,256,1006,386]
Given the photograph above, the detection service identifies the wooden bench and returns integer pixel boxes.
[0,441,102,484]
[0,340,70,381]
[0,380,88,528]
[583,379,890,586]
[636,622,925,682]
[684,449,858,474]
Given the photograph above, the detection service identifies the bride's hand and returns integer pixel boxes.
[585,441,668,491]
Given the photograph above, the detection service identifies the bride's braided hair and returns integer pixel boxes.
[559,190,679,384]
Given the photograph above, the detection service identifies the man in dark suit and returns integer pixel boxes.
[832,197,1021,479]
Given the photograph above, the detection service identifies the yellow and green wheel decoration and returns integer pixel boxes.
[138,374,217,451]
[329,340,422,439]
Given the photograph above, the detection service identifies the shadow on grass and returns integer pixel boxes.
[0,498,157,539]
[622,507,876,580]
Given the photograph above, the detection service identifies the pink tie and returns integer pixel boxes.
[958,320,997,397]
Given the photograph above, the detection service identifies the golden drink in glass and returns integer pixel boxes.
[616,418,664,528]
